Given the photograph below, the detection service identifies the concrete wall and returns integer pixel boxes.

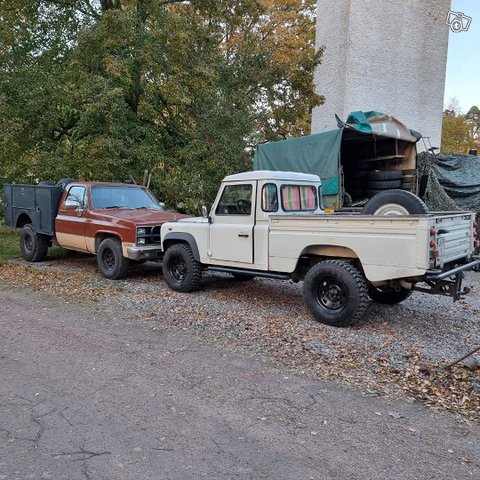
[312,0,451,150]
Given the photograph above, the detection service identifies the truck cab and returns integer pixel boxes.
[162,171,323,271]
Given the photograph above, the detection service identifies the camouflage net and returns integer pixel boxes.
[425,170,460,212]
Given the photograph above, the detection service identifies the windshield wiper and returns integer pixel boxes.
[104,205,134,210]
[135,206,160,210]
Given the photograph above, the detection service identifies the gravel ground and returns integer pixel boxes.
[1,252,479,419]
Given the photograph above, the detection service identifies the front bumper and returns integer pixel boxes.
[127,245,163,261]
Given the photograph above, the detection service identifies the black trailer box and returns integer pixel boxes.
[3,184,63,236]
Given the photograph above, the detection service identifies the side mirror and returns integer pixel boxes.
[64,199,81,211]
[202,205,212,223]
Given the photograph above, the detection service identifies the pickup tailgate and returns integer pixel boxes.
[432,212,475,264]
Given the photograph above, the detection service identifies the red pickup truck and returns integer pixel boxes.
[3,180,183,279]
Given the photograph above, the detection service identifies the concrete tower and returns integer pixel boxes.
[312,0,451,149]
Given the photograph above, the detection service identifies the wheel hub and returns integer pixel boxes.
[170,256,187,281]
[317,278,346,311]
[24,234,33,252]
[102,248,116,270]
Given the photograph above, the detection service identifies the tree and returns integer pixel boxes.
[0,0,323,212]
[466,106,480,142]
[441,110,470,154]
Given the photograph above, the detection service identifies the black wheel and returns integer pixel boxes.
[368,285,412,304]
[38,180,56,186]
[20,224,49,262]
[366,179,402,190]
[57,178,77,190]
[303,260,369,327]
[362,190,429,215]
[230,272,256,281]
[97,237,129,279]
[162,243,202,292]
[368,170,402,181]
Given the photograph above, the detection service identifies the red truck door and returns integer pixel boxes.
[55,185,88,251]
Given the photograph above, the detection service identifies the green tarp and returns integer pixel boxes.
[253,128,343,195]
[253,111,420,197]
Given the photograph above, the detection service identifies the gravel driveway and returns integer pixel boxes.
[1,283,479,479]
[1,253,479,419]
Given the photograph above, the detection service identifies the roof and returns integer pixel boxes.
[71,182,147,188]
[223,170,321,183]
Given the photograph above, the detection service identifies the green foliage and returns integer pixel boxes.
[0,225,20,263]
[0,0,322,213]
[441,106,479,155]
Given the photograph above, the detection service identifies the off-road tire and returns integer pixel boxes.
[366,189,385,197]
[362,190,429,215]
[97,237,129,280]
[163,243,202,292]
[366,179,402,190]
[303,260,369,327]
[368,170,402,181]
[20,224,49,262]
[368,285,412,304]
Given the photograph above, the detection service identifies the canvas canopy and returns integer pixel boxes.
[253,111,420,196]
[253,128,343,195]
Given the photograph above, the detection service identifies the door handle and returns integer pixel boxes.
[238,233,249,238]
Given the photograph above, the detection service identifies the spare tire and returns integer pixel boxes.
[368,170,402,181]
[366,179,402,190]
[57,178,77,190]
[362,190,429,215]
[38,181,56,186]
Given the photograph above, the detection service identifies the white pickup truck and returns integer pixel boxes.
[160,171,480,327]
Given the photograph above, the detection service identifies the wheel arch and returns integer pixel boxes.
[94,231,123,253]
[301,245,359,259]
[15,212,34,229]
[162,233,200,261]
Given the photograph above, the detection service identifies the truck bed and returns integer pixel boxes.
[268,212,474,282]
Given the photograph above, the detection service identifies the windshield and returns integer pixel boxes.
[91,186,162,210]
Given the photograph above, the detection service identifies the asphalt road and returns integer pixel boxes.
[0,282,478,480]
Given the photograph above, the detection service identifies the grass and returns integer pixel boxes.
[0,224,65,264]
[0,224,21,263]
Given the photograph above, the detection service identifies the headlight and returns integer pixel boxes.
[137,228,146,236]
[137,238,146,245]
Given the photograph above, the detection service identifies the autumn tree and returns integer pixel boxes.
[0,0,323,212]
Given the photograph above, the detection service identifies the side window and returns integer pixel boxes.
[261,183,278,212]
[65,186,86,208]
[280,185,317,212]
[216,184,253,215]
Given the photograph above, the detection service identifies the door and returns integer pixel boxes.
[55,185,88,251]
[209,182,255,264]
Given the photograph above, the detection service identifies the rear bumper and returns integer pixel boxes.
[127,245,163,261]
[424,256,480,281]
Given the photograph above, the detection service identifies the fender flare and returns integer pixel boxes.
[162,233,200,261]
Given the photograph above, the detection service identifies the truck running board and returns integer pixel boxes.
[206,266,291,280]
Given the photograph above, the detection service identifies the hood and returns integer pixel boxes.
[99,208,189,225]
